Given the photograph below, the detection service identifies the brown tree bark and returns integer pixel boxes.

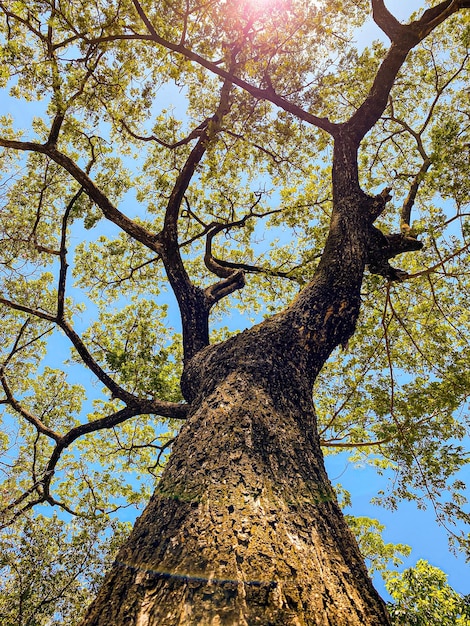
[82,372,389,625]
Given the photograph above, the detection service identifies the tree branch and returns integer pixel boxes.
[366,228,423,281]
[320,437,393,448]
[0,272,187,421]
[205,256,311,283]
[0,322,61,441]
[400,160,431,227]
[205,271,246,305]
[0,396,187,529]
[128,0,336,134]
[155,58,240,360]
[0,370,61,441]
[57,190,83,319]
[348,0,469,142]
[120,117,211,149]
[0,296,56,323]
[371,0,408,43]
[411,0,468,40]
[0,138,163,255]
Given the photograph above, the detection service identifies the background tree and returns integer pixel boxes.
[386,560,470,625]
[0,514,130,626]
[0,0,469,624]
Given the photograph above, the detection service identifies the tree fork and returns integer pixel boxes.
[78,131,428,624]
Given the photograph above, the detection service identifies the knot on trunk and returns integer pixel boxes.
[366,226,423,281]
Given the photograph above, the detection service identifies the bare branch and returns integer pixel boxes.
[206,256,312,283]
[400,160,431,227]
[120,117,211,149]
[205,270,246,305]
[203,211,260,280]
[321,437,393,448]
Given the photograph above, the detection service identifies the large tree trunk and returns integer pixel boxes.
[81,342,390,625]
[81,173,392,623]
[73,5,460,618]
[81,371,391,624]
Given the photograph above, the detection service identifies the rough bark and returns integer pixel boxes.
[81,362,390,626]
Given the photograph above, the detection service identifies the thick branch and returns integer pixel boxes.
[205,271,246,305]
[349,0,469,142]
[129,0,335,134]
[412,0,470,40]
[202,204,265,280]
[371,0,408,42]
[0,138,162,254]
[202,198,286,298]
[156,69,238,360]
[366,228,424,281]
[204,224,237,279]
[372,0,468,43]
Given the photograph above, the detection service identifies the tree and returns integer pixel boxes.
[0,0,469,624]
[386,560,470,625]
[0,514,130,626]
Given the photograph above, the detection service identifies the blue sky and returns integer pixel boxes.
[325,453,469,599]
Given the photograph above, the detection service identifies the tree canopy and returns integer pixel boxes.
[0,0,469,623]
[386,560,470,625]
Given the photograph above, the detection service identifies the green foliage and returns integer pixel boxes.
[0,513,130,626]
[346,515,411,576]
[386,560,470,625]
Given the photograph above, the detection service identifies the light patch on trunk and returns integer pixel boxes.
[286,530,306,551]
[135,588,154,626]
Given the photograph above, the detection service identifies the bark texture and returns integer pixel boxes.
[82,369,390,625]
